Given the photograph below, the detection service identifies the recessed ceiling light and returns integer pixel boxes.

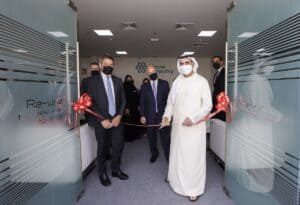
[238,32,258,38]
[150,38,160,42]
[47,31,69,37]
[198,30,217,37]
[116,51,128,55]
[94,29,114,36]
[181,51,195,56]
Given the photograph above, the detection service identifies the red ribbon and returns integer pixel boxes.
[73,93,92,113]
[215,92,230,112]
[73,93,104,124]
[195,92,230,124]
[73,92,231,127]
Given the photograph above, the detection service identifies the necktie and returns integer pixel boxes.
[213,71,219,85]
[152,81,158,112]
[106,76,116,116]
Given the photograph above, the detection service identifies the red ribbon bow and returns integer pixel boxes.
[73,93,104,123]
[73,93,92,113]
[215,92,230,112]
[195,92,230,124]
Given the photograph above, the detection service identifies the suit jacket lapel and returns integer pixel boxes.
[112,77,118,104]
[156,79,161,102]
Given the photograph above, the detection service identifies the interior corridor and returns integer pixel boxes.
[77,137,234,205]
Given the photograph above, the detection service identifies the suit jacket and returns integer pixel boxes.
[140,79,170,123]
[212,67,225,120]
[85,74,126,127]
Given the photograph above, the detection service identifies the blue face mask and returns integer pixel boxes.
[180,65,193,75]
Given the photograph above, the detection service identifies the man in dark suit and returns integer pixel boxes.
[81,62,100,122]
[85,55,128,186]
[140,65,171,163]
[81,62,112,160]
[211,56,226,121]
[81,62,100,95]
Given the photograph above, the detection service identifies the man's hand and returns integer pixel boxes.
[182,117,193,127]
[111,115,122,127]
[140,116,147,125]
[101,119,112,129]
[160,117,170,129]
[124,108,130,116]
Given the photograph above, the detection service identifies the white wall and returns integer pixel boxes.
[80,56,215,89]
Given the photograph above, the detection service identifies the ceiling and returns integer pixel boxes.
[74,0,231,58]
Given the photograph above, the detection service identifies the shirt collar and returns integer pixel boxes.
[218,67,224,73]
[101,71,111,79]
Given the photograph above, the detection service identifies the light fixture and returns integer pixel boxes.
[150,38,160,42]
[47,31,69,37]
[94,29,114,36]
[121,22,137,31]
[116,51,128,55]
[175,23,194,31]
[198,30,217,37]
[238,32,258,38]
[181,51,195,56]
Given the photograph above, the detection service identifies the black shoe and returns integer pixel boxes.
[165,178,169,183]
[99,173,111,186]
[112,170,129,180]
[150,153,159,163]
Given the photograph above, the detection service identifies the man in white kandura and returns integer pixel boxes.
[161,55,212,202]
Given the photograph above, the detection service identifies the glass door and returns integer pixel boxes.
[0,1,82,205]
[225,1,300,205]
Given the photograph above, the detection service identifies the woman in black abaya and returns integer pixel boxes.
[123,75,140,141]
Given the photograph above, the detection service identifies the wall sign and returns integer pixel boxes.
[135,61,174,74]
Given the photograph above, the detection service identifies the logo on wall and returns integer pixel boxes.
[135,61,174,74]
[135,62,147,73]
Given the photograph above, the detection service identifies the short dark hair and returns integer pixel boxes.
[212,56,223,61]
[100,55,115,63]
[143,78,149,83]
[124,75,133,81]
[90,61,99,66]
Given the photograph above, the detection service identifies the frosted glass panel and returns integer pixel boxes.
[0,1,81,205]
[225,1,300,205]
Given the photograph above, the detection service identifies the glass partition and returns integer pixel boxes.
[225,1,300,205]
[0,1,82,205]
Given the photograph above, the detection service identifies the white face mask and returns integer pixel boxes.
[180,64,193,75]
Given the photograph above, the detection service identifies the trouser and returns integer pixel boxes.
[147,114,171,161]
[94,125,124,174]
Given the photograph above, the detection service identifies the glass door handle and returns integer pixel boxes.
[234,42,238,100]
[76,42,80,99]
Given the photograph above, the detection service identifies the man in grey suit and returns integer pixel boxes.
[85,55,128,186]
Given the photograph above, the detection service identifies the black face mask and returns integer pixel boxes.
[149,73,158,80]
[91,70,99,76]
[143,80,149,84]
[102,66,113,75]
[213,62,220,70]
